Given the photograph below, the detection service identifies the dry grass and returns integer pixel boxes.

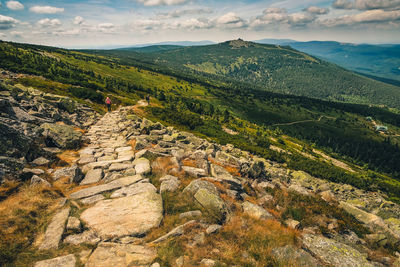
[0,179,21,200]
[155,212,300,266]
[0,184,65,265]
[57,150,79,165]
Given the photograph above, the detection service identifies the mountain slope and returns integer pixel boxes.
[284,41,400,82]
[96,39,400,109]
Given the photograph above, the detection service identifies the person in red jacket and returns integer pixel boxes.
[105,96,111,112]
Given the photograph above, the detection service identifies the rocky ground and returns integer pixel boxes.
[23,105,400,267]
[0,82,99,181]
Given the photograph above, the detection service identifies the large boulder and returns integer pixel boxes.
[40,123,83,149]
[302,234,374,267]
[271,245,321,267]
[34,254,76,267]
[242,201,274,220]
[80,190,163,239]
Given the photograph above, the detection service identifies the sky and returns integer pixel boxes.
[0,0,399,48]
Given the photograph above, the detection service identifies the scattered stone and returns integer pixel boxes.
[81,191,163,239]
[86,242,156,267]
[39,207,70,250]
[182,166,207,177]
[32,157,50,166]
[200,259,216,266]
[78,155,95,165]
[80,194,105,205]
[285,219,300,230]
[52,165,83,183]
[134,157,151,175]
[34,254,76,267]
[31,175,51,187]
[150,263,161,267]
[115,146,132,153]
[152,220,196,243]
[179,210,202,219]
[176,256,185,267]
[320,190,336,202]
[66,216,81,231]
[64,230,100,245]
[288,184,311,196]
[302,234,374,267]
[242,201,273,220]
[194,188,228,222]
[206,224,222,234]
[160,175,181,193]
[78,249,92,266]
[22,168,45,179]
[80,168,103,185]
[183,179,219,196]
[271,245,321,267]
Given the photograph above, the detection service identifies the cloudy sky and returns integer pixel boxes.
[0,0,399,48]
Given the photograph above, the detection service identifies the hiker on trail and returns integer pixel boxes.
[146,95,150,105]
[105,96,112,112]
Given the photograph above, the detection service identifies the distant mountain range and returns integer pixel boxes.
[255,39,400,82]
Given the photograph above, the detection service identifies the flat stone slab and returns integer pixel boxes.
[70,175,144,199]
[109,163,134,172]
[86,242,156,267]
[80,168,103,185]
[80,194,105,205]
[34,254,76,267]
[134,158,151,175]
[111,182,157,198]
[39,207,70,250]
[115,146,132,153]
[64,230,100,245]
[80,191,163,239]
[182,166,207,177]
[242,201,274,220]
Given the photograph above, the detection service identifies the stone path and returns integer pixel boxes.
[38,108,164,266]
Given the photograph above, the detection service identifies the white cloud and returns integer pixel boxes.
[156,8,212,19]
[177,18,210,30]
[333,0,400,10]
[136,0,188,6]
[217,12,246,28]
[303,6,329,14]
[37,18,62,27]
[0,14,19,30]
[30,6,64,14]
[10,31,22,37]
[320,9,400,26]
[73,16,85,25]
[6,1,24,10]
[98,22,115,33]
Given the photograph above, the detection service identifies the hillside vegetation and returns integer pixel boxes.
[1,40,400,202]
[87,39,400,109]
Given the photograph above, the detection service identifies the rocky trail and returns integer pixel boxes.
[27,105,400,267]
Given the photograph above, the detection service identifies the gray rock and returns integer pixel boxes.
[41,123,83,149]
[302,234,374,267]
[242,201,274,220]
[39,207,70,250]
[134,138,149,150]
[86,242,156,267]
[32,157,50,166]
[31,175,51,187]
[64,230,100,245]
[152,220,196,243]
[200,259,216,266]
[210,164,242,187]
[194,188,228,222]
[111,182,157,198]
[179,210,202,219]
[109,163,134,172]
[182,166,207,178]
[70,175,144,199]
[285,219,300,230]
[271,245,321,267]
[80,191,163,239]
[80,168,103,185]
[52,165,83,183]
[160,175,181,193]
[206,224,222,234]
[22,168,45,178]
[80,194,105,205]
[34,254,76,267]
[66,216,81,231]
[115,146,132,153]
[183,179,219,196]
[134,157,151,175]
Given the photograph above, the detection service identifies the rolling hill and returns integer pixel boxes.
[91,39,400,109]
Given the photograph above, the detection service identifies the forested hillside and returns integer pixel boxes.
[86,39,400,109]
[1,40,400,202]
